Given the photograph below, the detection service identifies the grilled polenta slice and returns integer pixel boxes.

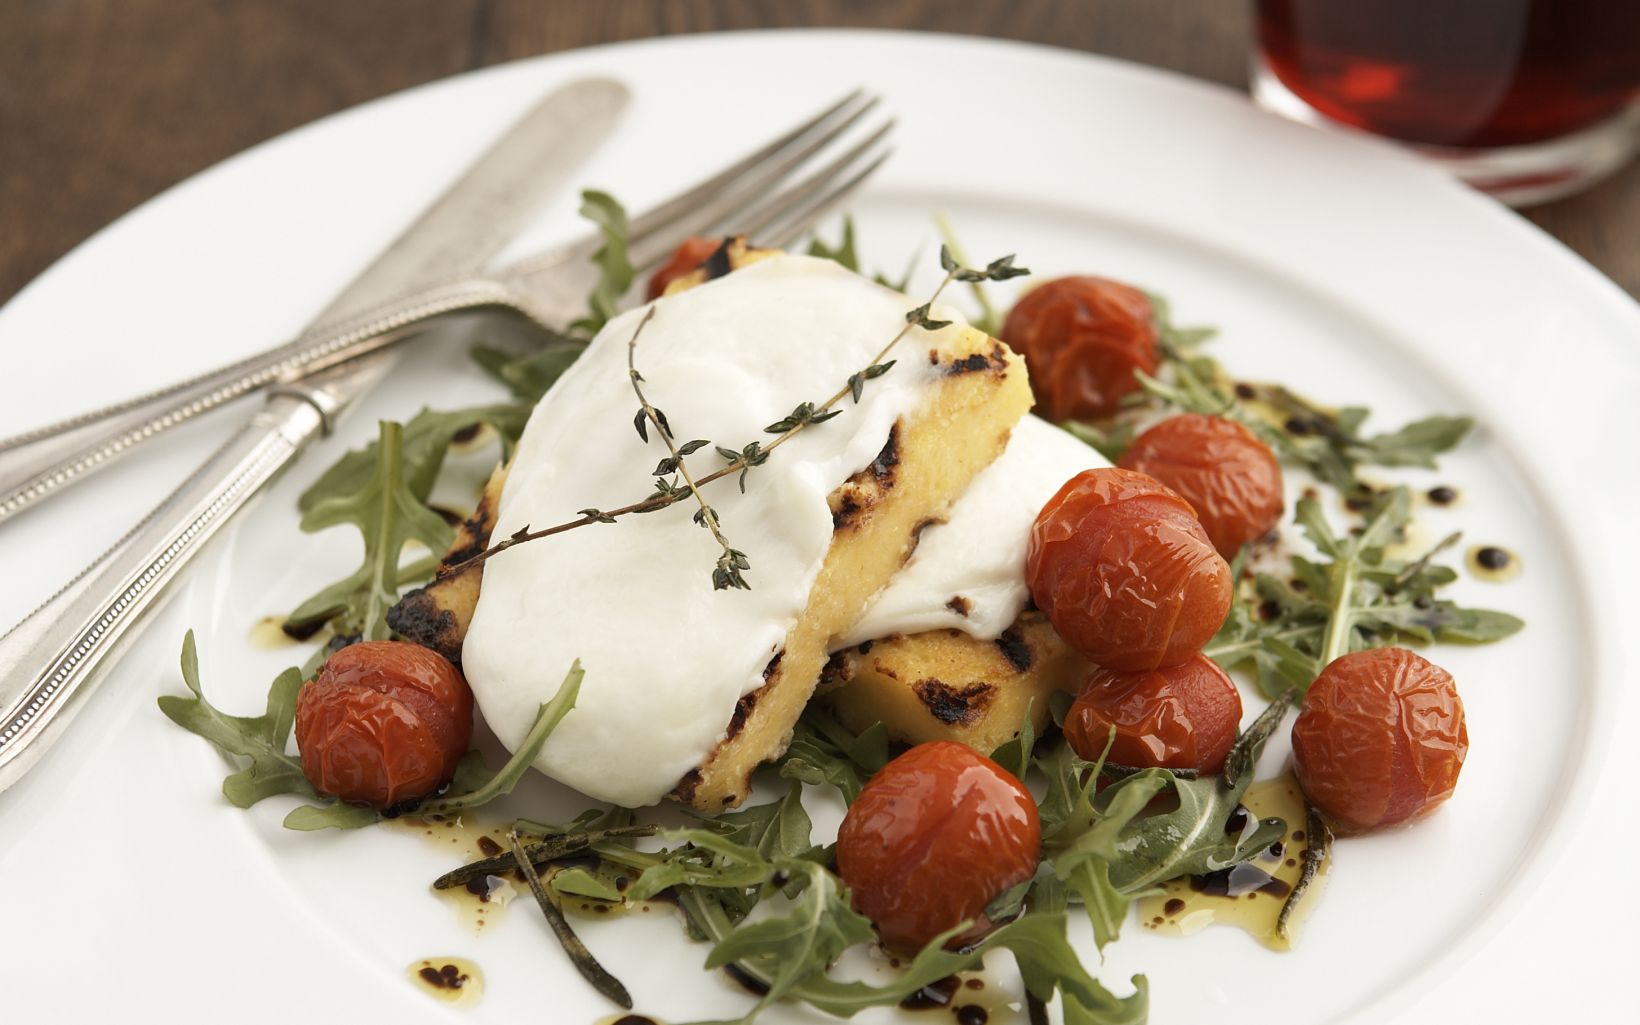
[387,464,506,664]
[677,336,1032,808]
[394,331,1033,808]
[822,610,1087,755]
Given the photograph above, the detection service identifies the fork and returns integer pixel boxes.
[0,91,894,525]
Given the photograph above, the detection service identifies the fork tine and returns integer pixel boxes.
[680,120,894,260]
[624,89,868,249]
[625,96,883,269]
[758,149,893,254]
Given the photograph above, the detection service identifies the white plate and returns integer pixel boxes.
[2,30,1636,1025]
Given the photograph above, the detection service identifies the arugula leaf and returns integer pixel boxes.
[1142,333,1474,495]
[807,216,918,292]
[703,860,877,1018]
[775,709,888,802]
[283,802,380,831]
[471,334,585,404]
[988,698,1037,781]
[297,403,530,515]
[158,631,312,808]
[676,873,1144,1025]
[703,781,815,862]
[285,421,455,642]
[807,217,861,272]
[1062,419,1134,463]
[1205,488,1523,698]
[627,829,777,901]
[422,660,583,814]
[1105,699,1289,894]
[569,189,636,337]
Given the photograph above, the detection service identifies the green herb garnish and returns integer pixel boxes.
[162,637,584,831]
[158,630,311,808]
[284,420,454,642]
[1205,488,1524,698]
[569,189,637,337]
[508,829,633,1009]
[444,245,1031,586]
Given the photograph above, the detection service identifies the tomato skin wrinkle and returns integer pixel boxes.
[1027,468,1231,672]
[1291,647,1467,835]
[294,641,474,808]
[1066,653,1243,775]
[1118,413,1284,560]
[1002,276,1160,421]
[836,742,1040,954]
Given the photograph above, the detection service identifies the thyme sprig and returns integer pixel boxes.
[625,307,751,590]
[443,246,1029,583]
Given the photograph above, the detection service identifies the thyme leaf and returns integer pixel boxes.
[628,308,748,590]
[445,245,1026,578]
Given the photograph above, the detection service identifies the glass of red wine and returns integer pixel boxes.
[1252,1,1640,205]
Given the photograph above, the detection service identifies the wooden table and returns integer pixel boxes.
[3,0,1636,303]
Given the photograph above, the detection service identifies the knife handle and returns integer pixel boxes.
[0,277,516,527]
[0,392,330,796]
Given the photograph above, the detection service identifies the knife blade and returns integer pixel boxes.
[0,77,629,796]
[0,75,629,523]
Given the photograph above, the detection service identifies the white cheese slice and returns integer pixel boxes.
[461,254,967,808]
[837,415,1108,647]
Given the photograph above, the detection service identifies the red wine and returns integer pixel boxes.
[1257,0,1640,149]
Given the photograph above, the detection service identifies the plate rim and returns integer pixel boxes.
[1,27,1635,1025]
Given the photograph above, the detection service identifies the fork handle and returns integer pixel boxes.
[0,390,336,795]
[0,277,515,526]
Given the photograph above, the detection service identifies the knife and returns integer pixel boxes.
[0,77,627,524]
[0,77,629,796]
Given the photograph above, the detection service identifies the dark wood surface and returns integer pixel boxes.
[2,0,1635,304]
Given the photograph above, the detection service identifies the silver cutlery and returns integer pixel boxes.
[0,91,891,525]
[0,76,633,794]
[0,86,895,797]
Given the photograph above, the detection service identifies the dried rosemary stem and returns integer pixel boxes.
[1276,803,1332,943]
[506,830,632,1009]
[430,824,658,890]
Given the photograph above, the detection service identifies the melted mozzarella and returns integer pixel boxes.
[838,415,1108,647]
[461,255,965,808]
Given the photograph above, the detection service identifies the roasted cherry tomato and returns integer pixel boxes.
[1027,468,1232,672]
[1000,276,1160,421]
[836,741,1040,953]
[1118,414,1284,559]
[646,236,725,299]
[1290,647,1467,835]
[294,641,474,808]
[1066,653,1243,774]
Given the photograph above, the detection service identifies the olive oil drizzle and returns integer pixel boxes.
[1135,774,1330,950]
